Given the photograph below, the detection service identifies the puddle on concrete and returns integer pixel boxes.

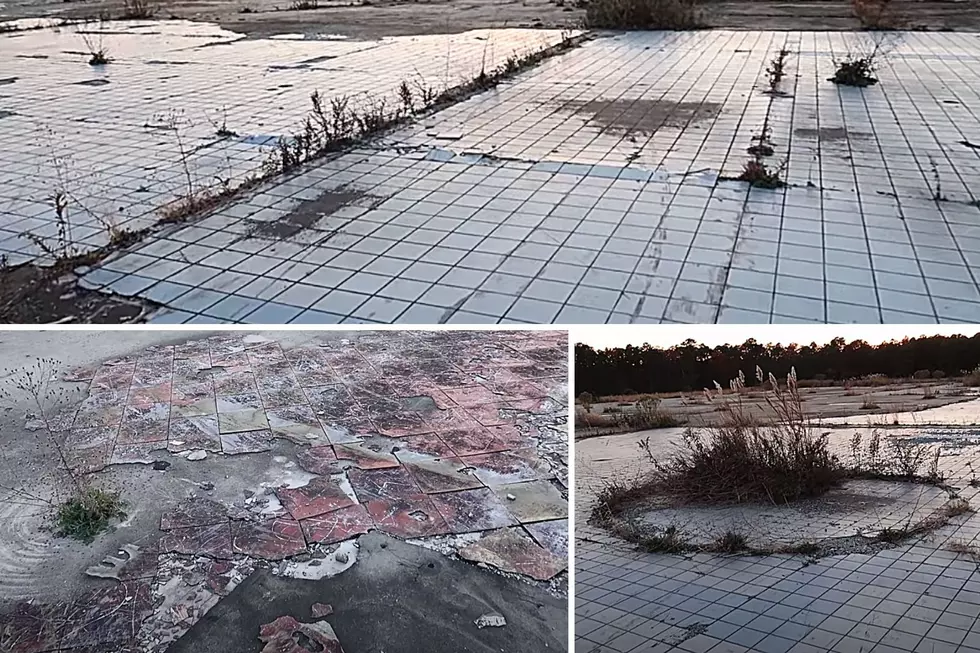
[564,99,723,135]
[245,188,378,241]
[0,77,16,85]
[819,397,980,426]
[794,127,873,142]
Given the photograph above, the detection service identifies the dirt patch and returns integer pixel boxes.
[564,99,722,136]
[0,263,150,323]
[245,188,379,241]
[794,127,873,142]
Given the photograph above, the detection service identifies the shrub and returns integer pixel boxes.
[860,396,880,410]
[829,56,878,87]
[585,0,701,29]
[932,370,946,380]
[623,398,681,430]
[646,368,841,504]
[577,391,595,413]
[913,370,931,380]
[577,411,618,429]
[964,367,980,387]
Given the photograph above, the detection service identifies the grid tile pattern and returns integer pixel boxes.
[0,20,571,264]
[86,30,980,324]
[576,419,980,653]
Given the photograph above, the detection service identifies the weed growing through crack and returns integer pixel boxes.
[860,396,881,410]
[207,107,238,139]
[56,487,126,543]
[713,531,749,553]
[584,0,701,28]
[79,25,110,66]
[637,525,688,553]
[737,159,785,189]
[929,155,947,201]
[766,48,790,91]
[829,53,879,86]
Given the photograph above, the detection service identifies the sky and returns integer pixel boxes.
[575,325,980,350]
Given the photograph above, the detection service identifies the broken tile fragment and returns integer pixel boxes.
[220,429,273,454]
[301,504,374,545]
[296,445,349,475]
[364,493,451,539]
[333,438,400,469]
[429,487,518,533]
[320,418,375,444]
[442,384,501,408]
[458,527,565,580]
[397,432,457,458]
[85,543,159,581]
[371,410,433,437]
[348,466,421,502]
[276,477,356,520]
[460,449,553,485]
[267,404,327,443]
[438,425,510,457]
[110,441,167,465]
[525,519,568,559]
[217,408,270,434]
[494,480,567,523]
[169,415,222,452]
[258,616,343,653]
[159,523,234,558]
[311,603,334,618]
[160,497,230,530]
[232,518,307,560]
[401,456,484,494]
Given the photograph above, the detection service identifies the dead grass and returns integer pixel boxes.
[737,159,785,189]
[829,55,879,87]
[584,0,701,29]
[120,0,156,18]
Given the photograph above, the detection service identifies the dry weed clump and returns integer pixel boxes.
[584,0,701,29]
[646,368,840,504]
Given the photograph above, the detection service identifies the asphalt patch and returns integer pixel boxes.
[167,532,566,653]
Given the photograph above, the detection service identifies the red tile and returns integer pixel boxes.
[301,504,374,545]
[276,477,356,520]
[363,493,451,538]
[458,527,566,580]
[348,467,420,502]
[306,385,364,420]
[371,411,432,437]
[160,497,230,530]
[428,488,517,534]
[296,445,349,475]
[396,432,456,458]
[257,616,343,653]
[438,426,510,457]
[442,384,501,408]
[402,457,484,494]
[159,523,233,558]
[334,441,400,470]
[231,518,307,560]
[459,449,553,485]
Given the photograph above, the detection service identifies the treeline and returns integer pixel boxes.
[576,335,980,395]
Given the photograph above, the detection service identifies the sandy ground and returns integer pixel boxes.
[3,0,980,38]
[578,382,980,435]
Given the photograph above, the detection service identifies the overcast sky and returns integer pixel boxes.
[575,326,980,350]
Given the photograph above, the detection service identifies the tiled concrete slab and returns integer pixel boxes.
[0,20,572,265]
[83,30,980,323]
[576,420,980,653]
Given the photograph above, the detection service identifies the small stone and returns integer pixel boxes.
[187,450,207,461]
[199,481,215,491]
[335,551,349,563]
[474,613,506,628]
[152,460,171,471]
[506,494,516,501]
[311,602,333,618]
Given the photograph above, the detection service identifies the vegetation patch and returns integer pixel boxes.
[56,487,126,543]
[584,0,701,29]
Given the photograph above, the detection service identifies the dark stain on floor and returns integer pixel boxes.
[563,99,723,135]
[246,187,381,241]
[75,78,111,86]
[795,127,873,142]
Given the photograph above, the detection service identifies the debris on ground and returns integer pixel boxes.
[474,613,507,628]
[258,615,344,653]
[311,602,334,618]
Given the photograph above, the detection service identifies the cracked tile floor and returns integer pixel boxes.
[49,29,980,324]
[0,330,568,652]
[576,416,980,653]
